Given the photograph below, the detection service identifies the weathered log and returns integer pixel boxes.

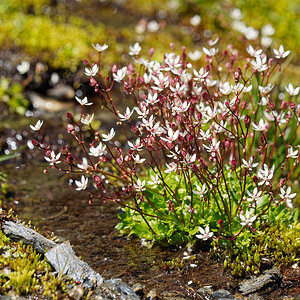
[2,221,57,253]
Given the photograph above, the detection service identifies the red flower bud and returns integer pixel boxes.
[218,219,223,227]
[202,92,210,101]
[32,139,39,146]
[290,101,296,110]
[66,112,73,119]
[244,115,251,128]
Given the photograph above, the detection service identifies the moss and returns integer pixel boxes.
[218,222,300,277]
[0,227,72,298]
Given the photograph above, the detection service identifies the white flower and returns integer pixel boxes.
[133,154,146,164]
[134,179,146,192]
[147,174,160,187]
[257,164,274,186]
[196,225,213,240]
[44,151,61,166]
[129,42,141,56]
[147,20,160,32]
[118,107,134,121]
[75,96,93,106]
[208,38,219,46]
[145,93,159,105]
[92,43,108,52]
[246,187,262,202]
[259,83,274,95]
[262,24,275,36]
[219,82,231,95]
[252,119,266,132]
[75,175,88,191]
[102,128,115,141]
[203,138,220,157]
[164,162,177,174]
[128,138,143,151]
[89,143,106,157]
[273,45,290,59]
[242,157,258,171]
[30,120,43,131]
[246,45,263,57]
[84,64,99,77]
[161,128,180,143]
[279,186,296,209]
[202,47,219,57]
[240,211,256,226]
[81,113,94,125]
[17,61,30,74]
[190,14,201,26]
[287,147,298,159]
[285,84,299,96]
[251,55,268,72]
[77,157,90,171]
[188,50,202,61]
[113,67,127,82]
[193,183,207,197]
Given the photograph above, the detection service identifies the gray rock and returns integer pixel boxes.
[46,84,75,100]
[93,279,139,300]
[45,240,103,288]
[247,294,264,300]
[211,289,234,299]
[239,267,282,295]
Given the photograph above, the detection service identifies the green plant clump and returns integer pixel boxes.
[0,78,29,115]
[0,229,71,298]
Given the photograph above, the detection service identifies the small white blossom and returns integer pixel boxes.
[251,55,268,72]
[113,67,127,82]
[75,175,88,191]
[208,37,219,46]
[252,119,266,132]
[246,187,262,202]
[77,157,90,171]
[92,43,108,52]
[129,42,141,56]
[89,143,106,157]
[102,128,115,141]
[81,113,94,125]
[133,154,146,164]
[188,50,202,61]
[273,45,290,59]
[262,24,275,36]
[219,82,231,95]
[147,174,160,187]
[75,96,93,106]
[190,14,201,26]
[285,84,299,96]
[257,164,274,186]
[134,179,146,192]
[118,107,134,121]
[193,183,207,197]
[202,47,219,57]
[17,61,30,74]
[287,147,298,159]
[279,186,296,209]
[30,120,43,131]
[84,64,99,77]
[240,210,256,226]
[242,157,258,171]
[44,151,61,166]
[246,45,263,57]
[164,162,177,173]
[196,225,213,240]
[128,138,143,151]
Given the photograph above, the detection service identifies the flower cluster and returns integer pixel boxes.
[31,41,299,244]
